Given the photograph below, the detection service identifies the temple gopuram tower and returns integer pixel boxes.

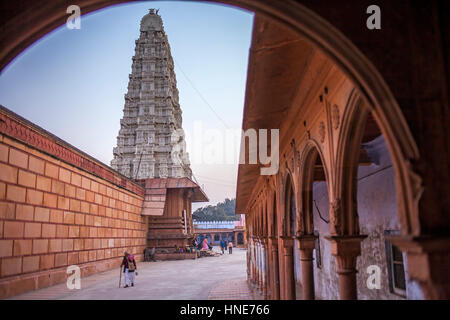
[112,10,207,259]
[111,9,192,180]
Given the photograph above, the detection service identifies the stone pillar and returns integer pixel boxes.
[269,237,280,299]
[296,235,317,300]
[258,239,264,297]
[249,237,253,284]
[388,235,450,299]
[267,237,273,299]
[247,239,251,283]
[249,238,254,285]
[326,235,367,300]
[256,238,262,293]
[260,237,268,299]
[252,237,257,287]
[262,237,270,299]
[281,236,296,300]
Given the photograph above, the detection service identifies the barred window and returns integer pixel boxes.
[384,230,406,296]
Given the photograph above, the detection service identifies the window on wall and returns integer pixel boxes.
[384,230,407,297]
[314,230,322,269]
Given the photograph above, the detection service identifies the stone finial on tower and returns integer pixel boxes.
[140,9,163,31]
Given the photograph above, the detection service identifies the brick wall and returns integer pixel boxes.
[0,107,146,298]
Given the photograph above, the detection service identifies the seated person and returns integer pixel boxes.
[201,238,209,250]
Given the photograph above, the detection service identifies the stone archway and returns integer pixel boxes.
[0,0,423,236]
[269,191,281,300]
[333,91,421,299]
[297,141,332,300]
[281,173,296,300]
[1,0,448,299]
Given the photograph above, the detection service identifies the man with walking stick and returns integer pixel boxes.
[119,263,122,288]
[119,252,129,288]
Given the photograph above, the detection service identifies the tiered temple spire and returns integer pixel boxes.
[111,9,192,180]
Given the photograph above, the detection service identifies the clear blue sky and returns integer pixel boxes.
[0,1,254,208]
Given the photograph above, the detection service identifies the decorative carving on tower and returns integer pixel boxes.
[111,9,192,180]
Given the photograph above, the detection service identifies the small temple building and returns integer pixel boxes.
[194,215,247,248]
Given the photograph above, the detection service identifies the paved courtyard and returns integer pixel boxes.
[8,248,253,300]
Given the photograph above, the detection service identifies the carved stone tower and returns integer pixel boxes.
[111,9,192,180]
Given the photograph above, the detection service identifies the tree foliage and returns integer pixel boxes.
[192,198,238,221]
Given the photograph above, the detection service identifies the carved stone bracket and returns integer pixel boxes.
[296,234,317,261]
[332,104,340,130]
[325,235,367,272]
[386,235,450,280]
[325,235,367,300]
[280,236,295,249]
[387,235,450,299]
[330,198,343,235]
[269,236,278,248]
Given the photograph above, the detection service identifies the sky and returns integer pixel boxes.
[0,1,254,209]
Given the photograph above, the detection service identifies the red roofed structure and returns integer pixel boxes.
[136,178,208,258]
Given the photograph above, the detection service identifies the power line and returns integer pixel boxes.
[173,58,230,129]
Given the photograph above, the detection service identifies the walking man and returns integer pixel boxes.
[121,251,137,288]
[228,240,233,254]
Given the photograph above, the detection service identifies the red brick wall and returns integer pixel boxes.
[0,109,145,298]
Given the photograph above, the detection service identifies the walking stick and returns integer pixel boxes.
[119,265,122,288]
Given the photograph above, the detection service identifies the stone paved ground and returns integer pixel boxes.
[8,248,253,300]
[208,279,253,300]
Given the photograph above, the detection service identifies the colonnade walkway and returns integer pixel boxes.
[8,248,253,300]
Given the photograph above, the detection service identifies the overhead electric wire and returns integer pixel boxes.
[173,58,230,129]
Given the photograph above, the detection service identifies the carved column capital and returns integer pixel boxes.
[325,235,367,273]
[296,235,317,261]
[280,236,294,249]
[260,237,269,246]
[269,237,278,249]
[325,235,367,300]
[325,235,367,255]
[295,234,317,250]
